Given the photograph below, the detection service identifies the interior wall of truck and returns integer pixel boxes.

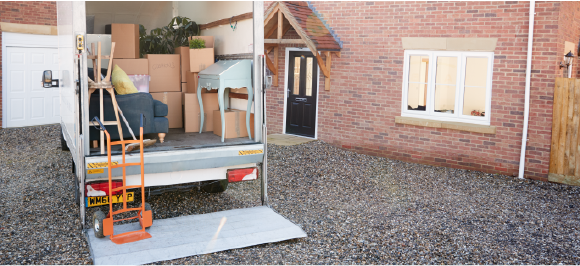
[85,1,256,156]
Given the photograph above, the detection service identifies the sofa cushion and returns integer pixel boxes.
[112,65,139,95]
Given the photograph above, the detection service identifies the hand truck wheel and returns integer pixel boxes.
[93,210,106,238]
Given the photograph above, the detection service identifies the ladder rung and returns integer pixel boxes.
[111,162,141,169]
[111,140,141,145]
[89,121,119,126]
[111,185,142,192]
[88,55,111,59]
[112,207,142,215]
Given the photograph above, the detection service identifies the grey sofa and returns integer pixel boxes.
[89,92,169,142]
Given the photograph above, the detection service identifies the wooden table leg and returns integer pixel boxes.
[198,85,204,133]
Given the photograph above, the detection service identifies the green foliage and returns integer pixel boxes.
[139,16,200,57]
[189,38,206,49]
[167,16,201,48]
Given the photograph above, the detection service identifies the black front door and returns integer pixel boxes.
[286,51,318,137]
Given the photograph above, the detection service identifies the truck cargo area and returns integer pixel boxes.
[83,1,258,157]
[88,129,258,156]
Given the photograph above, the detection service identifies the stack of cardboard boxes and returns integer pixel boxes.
[109,24,251,139]
[184,36,218,133]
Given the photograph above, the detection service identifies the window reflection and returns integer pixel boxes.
[306,57,313,96]
[293,57,301,95]
[463,57,488,116]
[434,56,457,114]
[407,55,429,111]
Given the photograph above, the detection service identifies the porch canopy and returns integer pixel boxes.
[264,1,342,90]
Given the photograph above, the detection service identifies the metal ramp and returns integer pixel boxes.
[85,206,307,265]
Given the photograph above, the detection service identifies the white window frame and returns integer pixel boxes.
[401,50,494,125]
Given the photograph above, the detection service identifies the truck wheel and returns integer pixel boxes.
[93,210,106,238]
[140,203,153,228]
[61,130,70,151]
[201,179,228,193]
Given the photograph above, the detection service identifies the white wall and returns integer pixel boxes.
[177,1,253,55]
[86,1,174,34]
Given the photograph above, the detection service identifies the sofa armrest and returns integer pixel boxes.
[153,100,168,117]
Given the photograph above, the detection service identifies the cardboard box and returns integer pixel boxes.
[174,46,189,83]
[184,72,199,93]
[230,87,249,94]
[184,93,200,132]
[111,24,139,59]
[146,54,181,92]
[188,36,215,72]
[213,109,255,139]
[112,59,148,75]
[150,92,182,128]
[201,93,219,132]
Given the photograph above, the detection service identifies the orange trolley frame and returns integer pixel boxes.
[93,115,152,244]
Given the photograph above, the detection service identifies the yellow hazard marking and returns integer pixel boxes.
[87,161,118,169]
[87,169,104,174]
[239,149,263,156]
[86,192,134,207]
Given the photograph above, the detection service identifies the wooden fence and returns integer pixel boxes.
[549,78,580,185]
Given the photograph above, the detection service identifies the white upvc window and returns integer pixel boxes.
[401,50,494,125]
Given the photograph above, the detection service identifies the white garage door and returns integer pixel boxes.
[5,47,60,128]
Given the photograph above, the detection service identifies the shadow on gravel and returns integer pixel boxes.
[2,125,580,264]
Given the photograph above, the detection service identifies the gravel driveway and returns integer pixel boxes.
[2,125,580,264]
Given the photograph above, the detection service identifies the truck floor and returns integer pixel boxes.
[89,128,257,156]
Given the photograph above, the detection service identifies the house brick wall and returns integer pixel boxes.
[266,1,575,181]
[0,1,57,127]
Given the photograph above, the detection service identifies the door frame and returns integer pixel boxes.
[2,32,59,128]
[282,47,321,139]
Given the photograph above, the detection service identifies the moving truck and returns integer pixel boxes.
[56,1,269,229]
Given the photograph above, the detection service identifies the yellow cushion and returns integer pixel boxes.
[111,65,139,95]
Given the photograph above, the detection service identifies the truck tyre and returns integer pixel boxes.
[61,130,70,151]
[93,210,106,238]
[140,202,153,228]
[201,179,229,193]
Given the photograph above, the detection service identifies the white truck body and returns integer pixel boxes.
[57,1,267,226]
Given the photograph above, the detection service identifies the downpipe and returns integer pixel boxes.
[518,0,535,179]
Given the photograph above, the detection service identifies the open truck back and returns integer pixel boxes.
[56,1,305,263]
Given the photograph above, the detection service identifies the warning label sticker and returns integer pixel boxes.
[87,161,118,169]
[238,149,263,156]
[87,169,104,174]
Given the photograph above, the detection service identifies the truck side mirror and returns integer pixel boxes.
[43,70,59,88]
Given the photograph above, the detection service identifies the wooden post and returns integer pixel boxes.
[273,46,279,87]
[325,51,332,91]
[277,10,283,39]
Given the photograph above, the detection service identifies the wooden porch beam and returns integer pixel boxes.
[325,51,332,91]
[265,53,277,76]
[265,25,277,39]
[264,39,305,44]
[278,10,283,39]
[264,5,279,28]
[315,53,330,78]
[273,46,279,86]
[334,52,341,58]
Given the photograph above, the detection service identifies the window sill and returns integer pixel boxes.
[395,116,496,134]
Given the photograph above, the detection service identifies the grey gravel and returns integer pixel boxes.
[2,125,580,264]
